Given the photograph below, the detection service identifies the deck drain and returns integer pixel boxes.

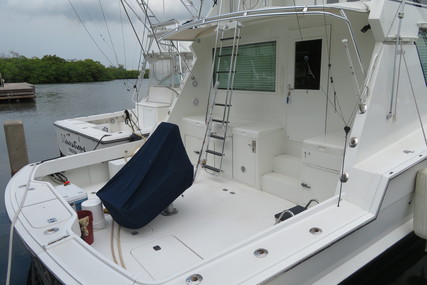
[186,274,203,284]
[309,227,322,235]
[254,248,268,258]
[44,227,59,235]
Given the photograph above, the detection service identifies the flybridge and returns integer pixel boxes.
[162,2,369,45]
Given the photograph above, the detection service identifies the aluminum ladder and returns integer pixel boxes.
[195,21,242,177]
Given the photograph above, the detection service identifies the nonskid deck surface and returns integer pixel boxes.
[88,171,295,281]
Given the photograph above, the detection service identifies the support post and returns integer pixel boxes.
[4,120,29,176]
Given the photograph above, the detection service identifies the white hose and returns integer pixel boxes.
[110,220,118,265]
[117,225,126,269]
[6,164,37,285]
[109,220,126,269]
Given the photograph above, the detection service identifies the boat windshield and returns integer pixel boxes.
[148,53,191,89]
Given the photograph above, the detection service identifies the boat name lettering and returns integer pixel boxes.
[64,139,86,153]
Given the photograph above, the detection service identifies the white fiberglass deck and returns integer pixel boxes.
[7,153,377,284]
[89,171,295,281]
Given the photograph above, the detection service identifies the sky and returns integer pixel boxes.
[0,0,209,70]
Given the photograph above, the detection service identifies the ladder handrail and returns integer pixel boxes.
[205,23,223,124]
[194,82,220,179]
[195,21,242,178]
[217,21,241,173]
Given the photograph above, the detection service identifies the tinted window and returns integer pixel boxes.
[214,41,276,92]
[416,28,427,85]
[294,39,322,90]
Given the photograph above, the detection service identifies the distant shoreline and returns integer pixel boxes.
[0,54,147,85]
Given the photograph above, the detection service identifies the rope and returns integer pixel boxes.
[319,86,346,125]
[50,172,69,185]
[119,2,127,69]
[198,0,205,19]
[347,96,363,128]
[124,109,136,133]
[124,109,146,139]
[293,1,304,41]
[321,0,331,59]
[322,0,332,133]
[99,0,120,66]
[120,0,146,53]
[66,0,115,67]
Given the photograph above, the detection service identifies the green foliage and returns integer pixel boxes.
[143,69,149,79]
[0,54,140,84]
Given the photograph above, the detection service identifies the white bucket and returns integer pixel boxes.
[82,198,106,229]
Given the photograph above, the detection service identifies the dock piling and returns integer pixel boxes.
[4,120,29,176]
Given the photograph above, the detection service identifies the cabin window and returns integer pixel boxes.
[214,41,276,92]
[294,39,322,90]
[416,28,427,85]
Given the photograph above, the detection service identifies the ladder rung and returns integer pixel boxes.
[212,118,229,123]
[203,164,221,172]
[206,149,224,156]
[221,37,241,41]
[215,103,232,107]
[210,134,226,140]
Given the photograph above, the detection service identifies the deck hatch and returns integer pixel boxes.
[131,235,202,280]
[22,199,72,228]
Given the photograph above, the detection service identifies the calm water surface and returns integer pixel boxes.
[0,79,138,284]
[1,80,427,284]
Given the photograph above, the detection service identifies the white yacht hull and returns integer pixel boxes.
[54,111,138,156]
[5,141,426,284]
[6,0,427,284]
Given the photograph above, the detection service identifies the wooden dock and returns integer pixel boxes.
[0,83,35,101]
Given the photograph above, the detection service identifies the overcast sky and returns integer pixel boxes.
[0,0,209,70]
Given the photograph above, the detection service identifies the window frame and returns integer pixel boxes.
[213,40,277,92]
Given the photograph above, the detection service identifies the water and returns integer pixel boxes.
[1,80,427,284]
[0,80,137,284]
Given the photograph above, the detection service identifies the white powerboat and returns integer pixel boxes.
[53,3,193,156]
[6,0,427,284]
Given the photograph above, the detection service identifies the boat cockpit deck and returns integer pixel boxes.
[89,171,296,281]
[6,138,377,284]
[32,156,307,281]
[37,110,352,282]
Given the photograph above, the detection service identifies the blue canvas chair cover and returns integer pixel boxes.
[97,122,194,229]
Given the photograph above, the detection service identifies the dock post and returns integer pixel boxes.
[4,120,29,176]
